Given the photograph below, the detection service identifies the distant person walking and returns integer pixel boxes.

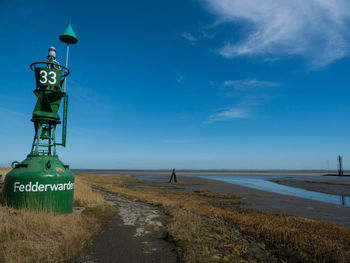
[169,168,177,183]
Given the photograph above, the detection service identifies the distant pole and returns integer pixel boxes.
[327,160,330,171]
[169,168,177,183]
[338,155,344,176]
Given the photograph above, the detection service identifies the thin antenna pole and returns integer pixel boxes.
[64,44,70,92]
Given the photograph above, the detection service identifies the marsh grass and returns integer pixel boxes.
[0,168,10,185]
[74,178,105,207]
[78,173,350,263]
[0,168,10,203]
[0,208,95,263]
[0,169,114,263]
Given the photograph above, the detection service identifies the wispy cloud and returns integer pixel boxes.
[0,106,27,118]
[162,139,187,144]
[181,29,216,45]
[176,73,186,83]
[223,79,281,90]
[208,106,251,122]
[199,29,216,39]
[207,78,281,122]
[0,106,28,126]
[181,32,198,45]
[201,0,350,68]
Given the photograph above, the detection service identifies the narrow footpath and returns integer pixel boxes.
[76,190,177,263]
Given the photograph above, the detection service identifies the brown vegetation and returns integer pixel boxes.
[77,173,350,263]
[0,168,11,183]
[0,169,114,263]
[0,168,10,199]
[73,178,105,207]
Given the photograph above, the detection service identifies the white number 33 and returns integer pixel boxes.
[39,70,57,85]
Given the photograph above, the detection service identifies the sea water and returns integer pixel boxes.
[199,175,350,207]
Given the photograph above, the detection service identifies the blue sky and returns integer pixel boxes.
[1,0,350,169]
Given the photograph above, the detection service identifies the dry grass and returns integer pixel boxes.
[74,177,105,207]
[0,169,114,263]
[77,173,350,263]
[0,168,11,201]
[0,208,95,263]
[0,168,11,183]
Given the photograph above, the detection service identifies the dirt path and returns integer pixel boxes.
[76,190,177,263]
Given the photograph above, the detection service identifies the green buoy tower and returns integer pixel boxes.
[2,23,78,213]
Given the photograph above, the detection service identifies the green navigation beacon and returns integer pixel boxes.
[3,24,78,213]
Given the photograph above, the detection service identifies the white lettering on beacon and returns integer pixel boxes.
[13,181,75,192]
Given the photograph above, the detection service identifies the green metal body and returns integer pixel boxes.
[3,60,74,213]
[3,156,74,213]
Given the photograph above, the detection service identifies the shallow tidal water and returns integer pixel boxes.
[199,175,350,207]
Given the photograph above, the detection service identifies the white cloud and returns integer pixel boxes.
[181,32,198,45]
[207,78,280,122]
[200,0,350,68]
[208,107,251,122]
[223,79,281,90]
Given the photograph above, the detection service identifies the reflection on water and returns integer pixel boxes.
[200,176,350,207]
[341,196,347,206]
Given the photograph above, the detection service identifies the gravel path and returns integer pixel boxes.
[77,190,177,263]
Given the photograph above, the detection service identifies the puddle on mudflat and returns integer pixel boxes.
[152,240,161,246]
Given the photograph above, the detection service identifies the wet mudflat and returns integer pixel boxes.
[130,173,350,228]
[182,176,350,228]
[76,190,177,263]
[270,175,350,196]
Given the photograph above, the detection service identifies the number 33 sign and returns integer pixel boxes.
[35,68,62,90]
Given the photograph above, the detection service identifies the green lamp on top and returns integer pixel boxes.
[59,23,78,92]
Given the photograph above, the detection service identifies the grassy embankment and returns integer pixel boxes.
[0,168,115,263]
[77,173,350,263]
